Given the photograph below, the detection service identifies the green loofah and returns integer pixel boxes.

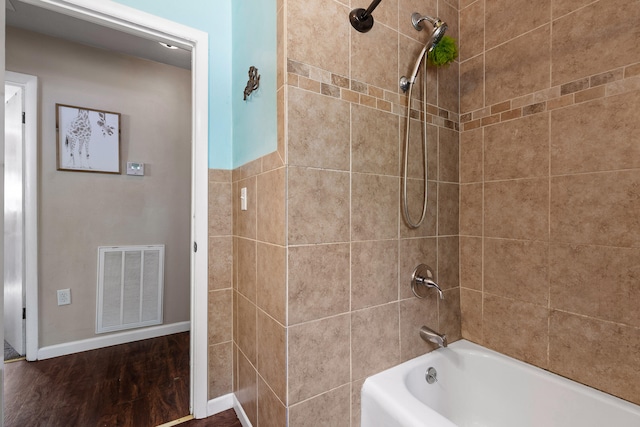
[427,35,458,67]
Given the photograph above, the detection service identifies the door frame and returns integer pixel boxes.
[4,71,37,361]
[15,0,210,418]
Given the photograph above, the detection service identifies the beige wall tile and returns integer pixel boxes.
[484,238,549,305]
[484,178,549,241]
[233,158,261,183]
[257,243,286,325]
[459,0,484,61]
[552,0,594,18]
[439,127,459,182]
[351,378,366,427]
[208,341,233,400]
[460,128,483,183]
[407,122,438,181]
[289,384,351,427]
[485,0,550,49]
[257,167,286,245]
[550,244,640,327]
[288,167,350,245]
[352,104,400,176]
[208,236,232,291]
[460,183,482,236]
[400,180,438,238]
[460,288,483,343]
[233,289,238,343]
[483,294,549,368]
[460,236,482,290]
[209,181,232,236]
[351,240,399,310]
[288,87,350,170]
[438,183,459,235]
[288,314,351,404]
[352,173,400,241]
[372,0,399,29]
[549,311,640,405]
[257,310,286,402]
[236,350,257,426]
[287,0,349,76]
[460,55,484,113]
[399,237,438,299]
[439,0,459,41]
[351,23,398,91]
[237,293,257,365]
[209,168,232,183]
[552,0,640,85]
[438,60,460,113]
[484,113,550,180]
[399,34,423,87]
[486,25,551,105]
[550,90,640,175]
[440,287,462,342]
[257,376,286,427]
[399,296,439,361]
[237,237,257,303]
[288,244,350,325]
[208,289,232,344]
[352,303,401,380]
[438,236,459,290]
[550,171,640,248]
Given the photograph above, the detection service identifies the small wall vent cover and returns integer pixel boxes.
[97,245,164,334]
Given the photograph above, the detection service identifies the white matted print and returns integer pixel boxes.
[56,104,121,173]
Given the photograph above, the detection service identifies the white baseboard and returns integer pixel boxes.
[204,393,252,427]
[37,321,190,360]
[233,394,253,427]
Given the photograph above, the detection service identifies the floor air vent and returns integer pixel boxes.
[97,245,164,334]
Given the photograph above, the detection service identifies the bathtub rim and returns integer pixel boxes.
[361,339,640,426]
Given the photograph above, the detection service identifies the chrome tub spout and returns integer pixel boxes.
[420,325,447,348]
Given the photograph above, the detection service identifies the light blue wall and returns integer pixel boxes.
[114,0,277,170]
[114,0,233,169]
[231,0,277,167]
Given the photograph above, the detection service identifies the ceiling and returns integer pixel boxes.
[5,0,192,70]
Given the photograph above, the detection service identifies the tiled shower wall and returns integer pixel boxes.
[226,0,462,425]
[458,0,640,405]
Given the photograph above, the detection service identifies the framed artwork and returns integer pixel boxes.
[56,104,121,174]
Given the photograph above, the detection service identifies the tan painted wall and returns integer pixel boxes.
[6,26,192,348]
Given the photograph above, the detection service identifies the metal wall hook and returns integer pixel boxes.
[243,66,260,101]
[411,264,444,299]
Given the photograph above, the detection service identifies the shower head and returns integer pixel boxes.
[411,13,448,50]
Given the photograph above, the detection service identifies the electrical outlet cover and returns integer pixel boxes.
[57,289,71,305]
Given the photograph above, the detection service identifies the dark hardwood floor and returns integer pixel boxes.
[4,333,242,427]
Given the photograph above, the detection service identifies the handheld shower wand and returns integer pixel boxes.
[399,14,448,92]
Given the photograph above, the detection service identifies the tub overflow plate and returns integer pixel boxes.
[426,367,438,384]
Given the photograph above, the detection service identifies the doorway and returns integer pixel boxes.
[4,82,24,360]
[3,71,37,364]
[3,0,209,419]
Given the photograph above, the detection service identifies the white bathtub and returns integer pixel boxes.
[361,339,640,427]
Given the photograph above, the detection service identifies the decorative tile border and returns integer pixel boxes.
[461,62,640,131]
[287,59,460,132]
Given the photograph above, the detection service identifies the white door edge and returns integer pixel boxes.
[4,71,37,362]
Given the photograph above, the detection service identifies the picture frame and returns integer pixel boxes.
[56,104,121,174]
